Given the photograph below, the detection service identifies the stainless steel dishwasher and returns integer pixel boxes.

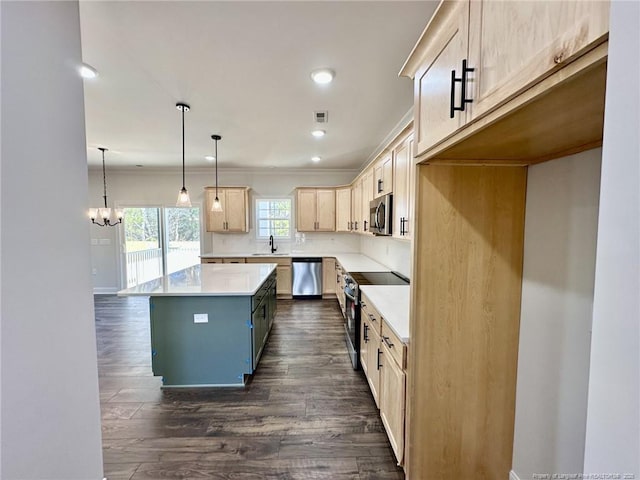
[291,257,323,298]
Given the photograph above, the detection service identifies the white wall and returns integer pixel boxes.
[1,2,104,478]
[359,235,411,278]
[512,149,601,480]
[89,167,360,291]
[584,0,639,476]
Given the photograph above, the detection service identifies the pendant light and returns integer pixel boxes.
[210,134,223,212]
[89,147,123,227]
[176,102,192,207]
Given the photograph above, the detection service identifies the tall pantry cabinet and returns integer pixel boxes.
[401,1,609,479]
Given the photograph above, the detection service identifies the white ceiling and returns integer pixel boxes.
[80,1,437,170]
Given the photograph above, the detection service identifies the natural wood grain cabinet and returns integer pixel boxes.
[401,0,609,163]
[373,153,393,198]
[201,257,223,264]
[335,187,352,232]
[205,187,250,233]
[322,258,336,297]
[296,188,336,232]
[379,340,406,465]
[246,257,292,298]
[392,133,414,240]
[351,179,362,233]
[361,169,374,235]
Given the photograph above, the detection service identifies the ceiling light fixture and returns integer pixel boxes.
[311,68,335,85]
[311,156,321,162]
[176,102,192,207]
[311,129,326,138]
[89,147,123,227]
[79,63,98,79]
[205,155,215,161]
[210,135,223,213]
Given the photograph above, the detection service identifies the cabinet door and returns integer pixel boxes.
[406,136,415,240]
[373,163,384,198]
[322,258,336,295]
[414,0,469,157]
[223,258,246,264]
[382,155,393,195]
[360,317,370,377]
[380,347,406,465]
[225,188,248,232]
[315,189,336,231]
[335,188,352,232]
[276,265,292,296]
[201,258,223,264]
[362,170,374,234]
[468,0,609,121]
[352,180,362,232]
[393,137,410,239]
[205,189,226,232]
[366,325,381,408]
[297,190,317,232]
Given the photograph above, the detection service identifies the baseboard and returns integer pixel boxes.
[93,287,119,295]
[510,470,522,480]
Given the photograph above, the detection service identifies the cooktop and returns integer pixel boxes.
[349,271,410,286]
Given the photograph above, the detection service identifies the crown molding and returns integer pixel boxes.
[359,106,414,170]
[88,166,360,176]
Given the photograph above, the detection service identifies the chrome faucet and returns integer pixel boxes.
[269,235,277,254]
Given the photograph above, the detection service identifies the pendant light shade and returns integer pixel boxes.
[89,147,123,227]
[176,102,192,207]
[210,134,223,213]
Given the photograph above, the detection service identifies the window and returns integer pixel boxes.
[255,198,292,239]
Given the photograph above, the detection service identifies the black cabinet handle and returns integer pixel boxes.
[383,336,394,348]
[450,59,474,118]
[364,220,368,232]
[368,313,376,322]
[363,324,369,343]
[377,349,382,370]
[377,179,383,193]
[354,221,358,231]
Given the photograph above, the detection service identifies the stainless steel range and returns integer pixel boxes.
[343,271,409,369]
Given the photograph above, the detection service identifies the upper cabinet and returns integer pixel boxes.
[296,188,336,232]
[373,153,393,198]
[205,187,250,233]
[361,169,375,235]
[392,133,414,240]
[351,178,362,233]
[467,0,609,121]
[335,187,352,232]
[401,0,610,163]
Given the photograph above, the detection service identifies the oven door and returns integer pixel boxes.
[344,284,360,369]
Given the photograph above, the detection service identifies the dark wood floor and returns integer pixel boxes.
[96,295,404,480]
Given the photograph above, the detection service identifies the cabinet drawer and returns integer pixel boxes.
[201,258,223,264]
[381,321,406,370]
[222,257,246,264]
[360,292,382,335]
[245,257,292,266]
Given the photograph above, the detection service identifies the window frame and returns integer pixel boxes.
[254,197,293,240]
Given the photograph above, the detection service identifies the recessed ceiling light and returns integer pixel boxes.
[311,156,321,162]
[311,68,335,85]
[205,155,215,161]
[79,63,98,79]
[311,129,326,138]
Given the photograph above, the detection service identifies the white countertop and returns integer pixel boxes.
[359,285,410,343]
[200,252,391,273]
[117,263,277,297]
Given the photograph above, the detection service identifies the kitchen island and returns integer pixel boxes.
[118,263,277,387]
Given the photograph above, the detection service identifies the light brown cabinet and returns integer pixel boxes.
[246,256,292,298]
[392,133,414,239]
[373,153,393,198]
[205,187,250,233]
[322,258,336,297]
[335,261,346,317]
[351,179,362,233]
[222,257,245,264]
[296,188,336,232]
[379,339,406,465]
[201,257,223,264]
[402,0,609,160]
[467,0,609,122]
[361,169,374,235]
[335,188,352,232]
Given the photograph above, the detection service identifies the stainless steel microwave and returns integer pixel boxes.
[369,194,393,236]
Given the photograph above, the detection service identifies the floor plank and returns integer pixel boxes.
[96,296,404,479]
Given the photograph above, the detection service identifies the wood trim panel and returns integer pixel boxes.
[408,164,526,480]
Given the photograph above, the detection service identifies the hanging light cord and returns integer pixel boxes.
[100,147,108,208]
[181,107,186,190]
[215,137,219,198]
